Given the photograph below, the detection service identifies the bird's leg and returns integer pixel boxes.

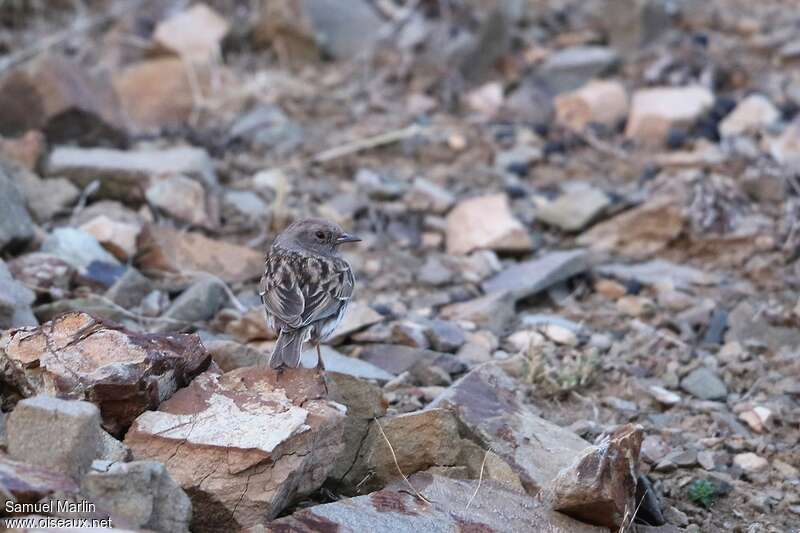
[315,342,328,395]
[315,343,327,371]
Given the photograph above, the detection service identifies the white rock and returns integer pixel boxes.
[770,119,800,171]
[153,3,229,63]
[625,86,714,146]
[145,175,214,228]
[536,186,610,231]
[466,82,504,117]
[41,227,121,270]
[719,94,780,137]
[446,194,532,255]
[554,80,629,131]
[733,452,768,473]
[648,385,681,406]
[80,215,142,261]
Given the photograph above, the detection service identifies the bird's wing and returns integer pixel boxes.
[298,256,354,326]
[260,252,355,330]
[260,253,306,329]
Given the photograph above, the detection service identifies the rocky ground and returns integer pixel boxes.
[0,0,799,532]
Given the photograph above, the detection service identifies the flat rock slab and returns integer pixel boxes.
[265,473,606,533]
[47,146,216,202]
[125,367,346,532]
[596,259,721,290]
[1,312,211,435]
[482,249,589,299]
[136,225,264,284]
[358,344,466,381]
[300,345,395,382]
[429,362,591,494]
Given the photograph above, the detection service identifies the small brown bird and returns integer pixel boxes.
[259,218,360,370]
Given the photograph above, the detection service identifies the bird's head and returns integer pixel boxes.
[275,218,361,255]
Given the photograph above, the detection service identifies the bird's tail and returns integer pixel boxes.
[269,329,305,369]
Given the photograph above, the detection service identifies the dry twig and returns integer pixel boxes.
[465,447,490,511]
[311,124,424,163]
[373,416,432,505]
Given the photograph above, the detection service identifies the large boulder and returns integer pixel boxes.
[0,312,211,435]
[428,362,592,494]
[124,367,346,532]
[266,473,607,533]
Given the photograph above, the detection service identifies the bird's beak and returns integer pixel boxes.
[336,233,361,244]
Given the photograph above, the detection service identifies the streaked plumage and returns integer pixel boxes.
[259,219,359,369]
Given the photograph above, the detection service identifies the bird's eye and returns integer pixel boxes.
[315,231,326,240]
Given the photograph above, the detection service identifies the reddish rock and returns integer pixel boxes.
[80,215,142,262]
[0,54,125,144]
[266,473,606,533]
[542,424,644,528]
[577,195,685,259]
[112,58,198,132]
[0,312,211,436]
[136,225,264,283]
[0,455,79,505]
[125,367,346,532]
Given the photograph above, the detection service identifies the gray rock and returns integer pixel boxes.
[440,291,516,335]
[726,300,800,353]
[355,168,406,200]
[154,277,229,333]
[7,395,103,480]
[41,227,121,272]
[100,430,132,463]
[0,259,37,329]
[104,267,155,309]
[228,105,304,155]
[538,46,620,93]
[596,259,721,290]
[417,256,456,286]
[221,189,269,228]
[269,473,606,532]
[306,0,382,59]
[405,177,455,214]
[482,249,589,300]
[82,460,191,533]
[300,345,395,382]
[205,339,264,371]
[680,367,728,401]
[0,162,35,252]
[601,0,676,54]
[47,146,216,202]
[359,344,466,385]
[424,319,467,353]
[12,163,80,223]
[536,187,611,231]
